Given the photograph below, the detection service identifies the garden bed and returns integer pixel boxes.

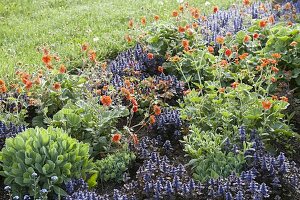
[0,1,300,200]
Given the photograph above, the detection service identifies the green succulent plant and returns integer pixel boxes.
[95,151,136,183]
[0,126,94,198]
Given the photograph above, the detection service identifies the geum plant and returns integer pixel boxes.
[48,99,129,157]
[180,80,296,181]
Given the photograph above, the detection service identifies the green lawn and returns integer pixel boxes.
[0,0,236,78]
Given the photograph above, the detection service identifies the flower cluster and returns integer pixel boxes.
[65,179,109,200]
[150,109,182,137]
[197,1,299,45]
[0,121,26,149]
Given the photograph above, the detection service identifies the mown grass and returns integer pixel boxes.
[0,0,237,78]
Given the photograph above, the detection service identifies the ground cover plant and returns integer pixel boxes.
[0,0,300,199]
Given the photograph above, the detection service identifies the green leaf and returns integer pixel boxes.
[277,36,290,41]
[87,173,98,188]
[32,115,47,128]
[53,185,68,196]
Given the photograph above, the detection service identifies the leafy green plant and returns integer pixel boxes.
[180,83,294,139]
[0,127,94,198]
[184,125,247,182]
[48,99,129,155]
[95,151,135,183]
[33,72,89,118]
[233,22,300,88]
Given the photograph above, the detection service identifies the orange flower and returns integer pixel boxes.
[271,53,281,59]
[82,43,89,51]
[25,80,33,90]
[239,53,249,60]
[170,55,180,62]
[172,10,179,17]
[243,35,251,43]
[280,96,288,102]
[272,95,278,100]
[182,39,189,48]
[191,8,200,19]
[268,15,275,24]
[154,15,160,21]
[124,80,131,87]
[225,49,232,57]
[178,26,185,33]
[129,88,134,94]
[132,105,138,113]
[131,134,139,145]
[101,62,107,70]
[274,4,281,11]
[235,58,239,64]
[59,64,67,73]
[216,36,224,44]
[243,0,250,6]
[141,16,146,25]
[0,79,4,85]
[150,115,156,124]
[112,133,122,143]
[287,21,293,26]
[158,66,164,73]
[284,2,292,10]
[192,22,198,28]
[220,59,228,67]
[253,33,259,39]
[290,41,297,47]
[259,20,267,28]
[208,46,214,54]
[102,85,108,91]
[131,98,138,106]
[101,95,112,106]
[153,105,161,115]
[46,64,53,70]
[96,89,102,95]
[179,5,184,12]
[88,50,97,62]
[271,66,279,73]
[53,82,61,90]
[42,54,52,65]
[34,78,41,85]
[16,87,22,93]
[231,82,239,89]
[147,53,154,59]
[219,87,225,93]
[128,19,134,28]
[256,66,262,71]
[125,35,132,43]
[0,85,7,93]
[262,100,272,110]
[213,6,219,13]
[121,87,131,99]
[271,77,277,83]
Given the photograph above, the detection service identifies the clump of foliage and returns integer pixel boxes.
[0,127,94,198]
[94,151,136,183]
[184,125,248,182]
[49,99,129,155]
[180,85,293,139]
